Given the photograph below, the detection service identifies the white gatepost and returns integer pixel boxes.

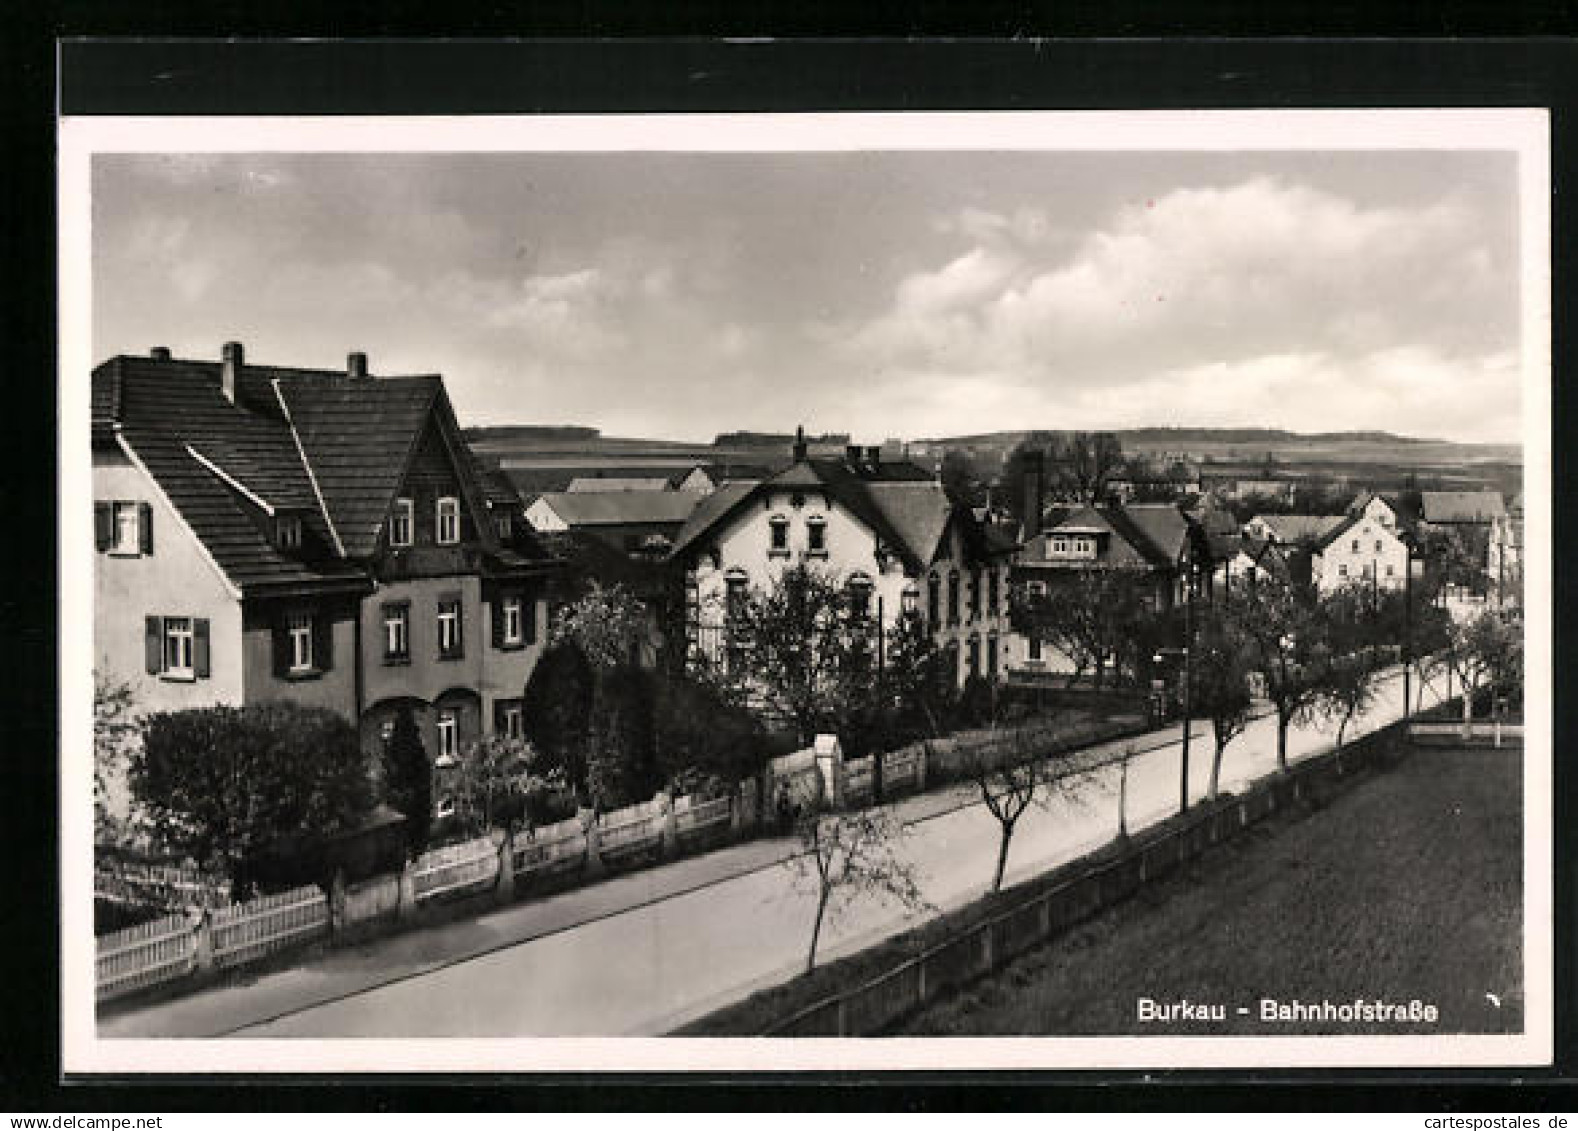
[814,733,845,808]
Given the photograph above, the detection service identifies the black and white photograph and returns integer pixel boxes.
[59,107,1551,1074]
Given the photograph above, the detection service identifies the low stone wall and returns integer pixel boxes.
[761,720,1408,1037]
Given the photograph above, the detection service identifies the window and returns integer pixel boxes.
[987,634,999,678]
[1386,564,1395,578]
[495,698,524,740]
[927,572,941,624]
[805,515,827,555]
[901,585,919,615]
[1050,537,1069,557]
[1028,632,1043,661]
[969,569,982,621]
[1338,563,1349,578]
[436,497,460,545]
[1351,539,1360,553]
[1375,539,1383,553]
[946,570,960,626]
[847,575,873,621]
[436,711,458,758]
[437,598,464,659]
[164,617,194,678]
[114,501,140,553]
[435,795,456,818]
[277,515,303,551]
[725,572,749,623]
[967,636,980,680]
[769,515,790,554]
[287,612,314,673]
[390,498,414,548]
[494,511,513,540]
[987,569,1000,616]
[383,602,410,663]
[501,595,524,646]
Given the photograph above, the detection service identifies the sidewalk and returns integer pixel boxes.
[99,715,1199,1039]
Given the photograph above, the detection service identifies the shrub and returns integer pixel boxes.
[381,706,432,857]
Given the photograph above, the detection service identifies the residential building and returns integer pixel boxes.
[92,345,560,819]
[1305,511,1409,595]
[1345,490,1400,533]
[1243,513,1348,546]
[523,489,703,557]
[667,429,1017,687]
[1210,534,1291,596]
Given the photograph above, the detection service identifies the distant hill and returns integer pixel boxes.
[464,425,602,442]
[922,426,1433,447]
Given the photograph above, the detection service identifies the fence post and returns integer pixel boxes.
[658,791,678,857]
[495,826,516,903]
[581,807,605,878]
[189,905,212,972]
[916,740,930,792]
[397,862,419,923]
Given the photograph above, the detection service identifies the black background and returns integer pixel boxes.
[7,23,1577,1112]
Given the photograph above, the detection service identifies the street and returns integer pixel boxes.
[101,668,1441,1038]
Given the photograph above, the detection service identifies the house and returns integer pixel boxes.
[1418,489,1515,596]
[92,344,561,817]
[1345,490,1399,533]
[523,489,703,557]
[1305,511,1409,594]
[565,476,673,494]
[1009,480,1203,680]
[1243,513,1347,546]
[667,429,1017,686]
[1210,534,1291,596]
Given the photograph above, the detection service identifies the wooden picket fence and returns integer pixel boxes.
[411,836,500,902]
[209,885,330,970]
[880,746,922,795]
[95,860,232,912]
[96,910,196,1001]
[674,793,732,845]
[599,800,665,864]
[512,817,588,876]
[844,756,875,805]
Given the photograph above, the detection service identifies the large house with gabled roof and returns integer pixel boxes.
[92,344,561,811]
[666,429,1018,686]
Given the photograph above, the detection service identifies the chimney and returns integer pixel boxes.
[1021,449,1046,543]
[792,425,808,463]
[220,341,244,404]
[347,351,369,379]
[845,443,863,466]
[149,347,171,361]
[865,445,882,468]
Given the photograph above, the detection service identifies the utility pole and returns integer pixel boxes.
[1179,574,1194,815]
[1403,534,1413,722]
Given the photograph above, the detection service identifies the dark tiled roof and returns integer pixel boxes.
[528,490,702,527]
[1251,513,1347,544]
[1312,512,1363,551]
[1117,504,1191,565]
[273,374,443,558]
[1421,491,1506,524]
[98,356,367,593]
[668,482,756,557]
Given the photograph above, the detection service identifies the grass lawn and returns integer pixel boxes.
[900,742,1523,1036]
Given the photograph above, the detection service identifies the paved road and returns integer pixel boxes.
[102,668,1440,1039]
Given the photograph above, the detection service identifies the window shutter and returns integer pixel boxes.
[194,618,211,679]
[493,699,507,734]
[95,502,113,551]
[315,613,334,672]
[138,502,154,555]
[491,595,504,649]
[455,602,464,654]
[272,616,289,678]
[525,591,538,644]
[144,616,162,674]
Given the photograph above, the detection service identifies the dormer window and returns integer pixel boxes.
[436,496,460,545]
[390,498,414,548]
[276,514,302,552]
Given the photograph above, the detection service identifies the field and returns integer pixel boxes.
[899,741,1523,1036]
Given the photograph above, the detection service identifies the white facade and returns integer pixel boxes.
[523,495,570,532]
[685,488,1013,685]
[1311,517,1409,594]
[1352,494,1398,532]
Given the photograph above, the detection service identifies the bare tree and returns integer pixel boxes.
[1234,579,1328,773]
[786,803,929,973]
[1055,431,1125,506]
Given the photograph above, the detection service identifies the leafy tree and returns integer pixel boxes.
[586,664,659,810]
[452,733,567,834]
[94,672,140,848]
[1440,609,1521,731]
[785,802,929,973]
[1317,647,1385,748]
[552,582,652,670]
[381,705,432,857]
[880,608,955,741]
[131,701,373,887]
[1012,568,1149,690]
[522,641,596,790]
[1233,579,1329,772]
[1189,612,1256,802]
[651,669,768,790]
[940,450,986,508]
[730,564,867,746]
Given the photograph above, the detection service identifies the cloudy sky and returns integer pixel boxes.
[93,149,1522,443]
